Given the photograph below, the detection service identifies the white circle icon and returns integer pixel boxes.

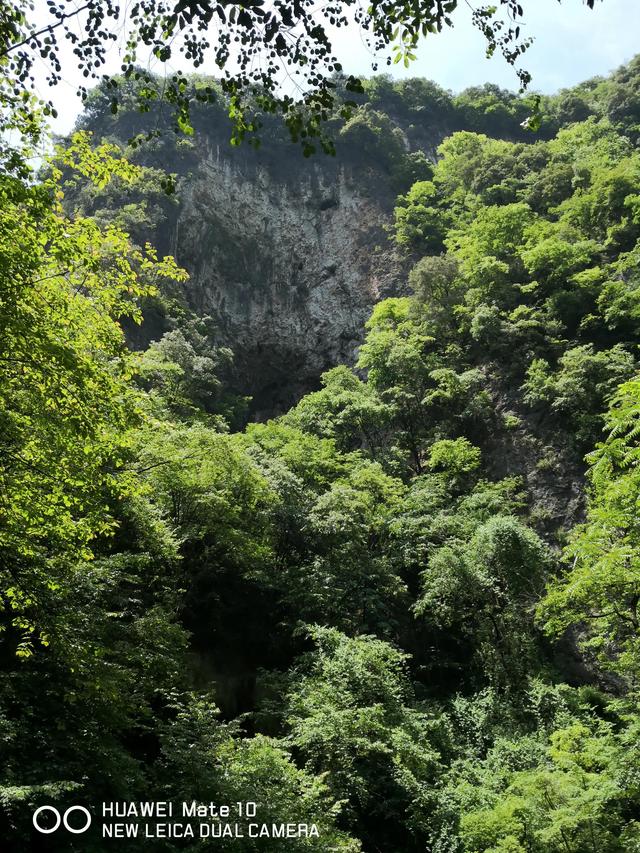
[32,806,61,834]
[33,805,92,834]
[63,805,92,834]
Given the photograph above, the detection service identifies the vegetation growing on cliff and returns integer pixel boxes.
[3,57,640,852]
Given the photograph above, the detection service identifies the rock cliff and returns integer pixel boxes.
[75,80,539,414]
[171,138,403,414]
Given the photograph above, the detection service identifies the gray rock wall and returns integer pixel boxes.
[170,138,405,413]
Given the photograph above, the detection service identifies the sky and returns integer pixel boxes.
[333,0,640,94]
[31,0,640,135]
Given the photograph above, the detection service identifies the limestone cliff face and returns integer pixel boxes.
[79,85,543,414]
[80,100,458,413]
[167,137,405,413]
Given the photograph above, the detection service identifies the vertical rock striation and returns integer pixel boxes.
[169,137,405,413]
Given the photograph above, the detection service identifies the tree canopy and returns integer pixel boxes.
[5,36,640,853]
[0,0,602,151]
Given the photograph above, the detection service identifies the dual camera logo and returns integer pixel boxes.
[33,806,92,835]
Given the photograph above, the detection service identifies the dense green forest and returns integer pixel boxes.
[3,57,640,851]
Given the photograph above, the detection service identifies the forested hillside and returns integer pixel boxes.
[3,58,640,852]
[64,59,640,415]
